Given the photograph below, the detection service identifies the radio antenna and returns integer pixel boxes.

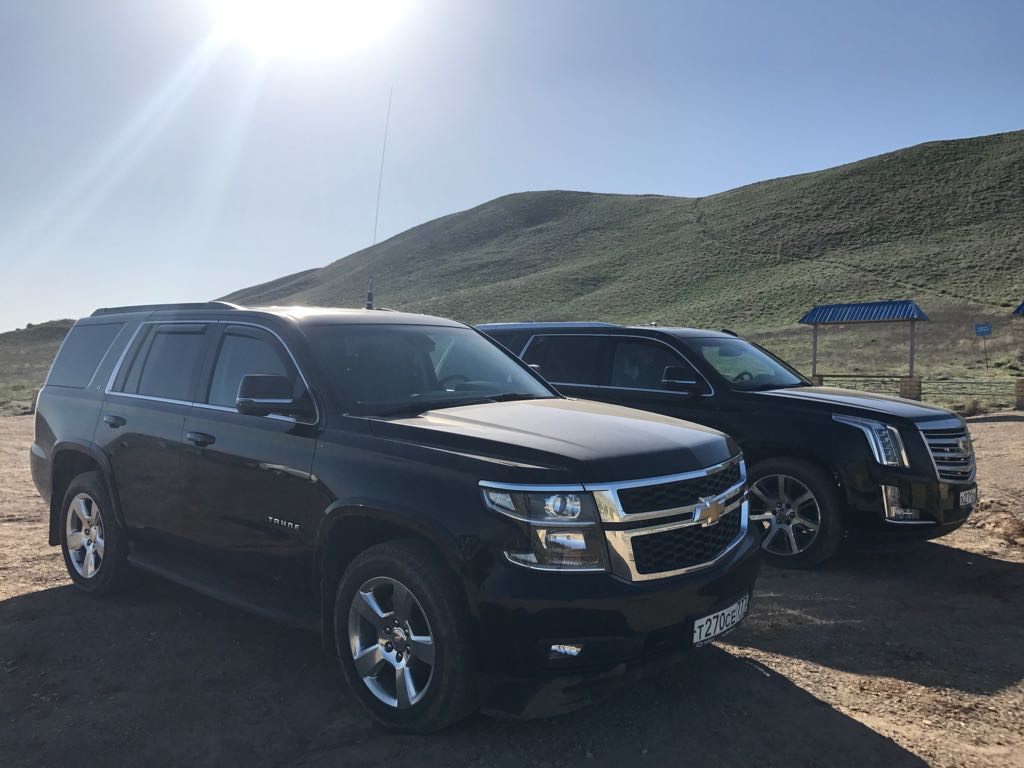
[372,86,393,246]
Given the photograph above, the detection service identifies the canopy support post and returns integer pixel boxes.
[909,319,916,377]
[811,324,819,378]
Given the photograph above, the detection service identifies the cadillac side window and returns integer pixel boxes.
[207,329,293,408]
[119,324,209,402]
[523,335,604,385]
[609,339,703,392]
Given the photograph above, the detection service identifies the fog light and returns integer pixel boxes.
[882,485,921,521]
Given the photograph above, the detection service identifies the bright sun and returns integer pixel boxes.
[210,0,412,58]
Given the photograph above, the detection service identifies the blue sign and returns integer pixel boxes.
[975,323,992,337]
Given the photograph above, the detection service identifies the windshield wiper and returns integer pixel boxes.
[483,392,552,402]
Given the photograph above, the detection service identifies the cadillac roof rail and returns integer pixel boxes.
[90,301,243,317]
[477,321,620,330]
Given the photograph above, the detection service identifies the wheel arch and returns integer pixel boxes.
[48,442,121,547]
[741,442,844,490]
[314,504,470,654]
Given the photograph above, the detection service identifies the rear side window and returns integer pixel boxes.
[485,330,530,355]
[119,324,209,402]
[206,329,292,407]
[522,335,605,385]
[609,338,700,391]
[47,323,124,388]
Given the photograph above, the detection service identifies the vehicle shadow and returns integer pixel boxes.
[729,541,1024,694]
[0,572,925,768]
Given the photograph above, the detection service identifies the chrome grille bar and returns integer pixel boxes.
[920,425,976,483]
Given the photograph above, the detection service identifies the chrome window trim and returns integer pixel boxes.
[104,391,193,408]
[104,319,321,426]
[604,493,749,582]
[103,322,147,393]
[587,455,744,523]
[519,332,716,398]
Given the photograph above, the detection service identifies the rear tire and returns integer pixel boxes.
[334,539,477,733]
[747,458,844,568]
[59,471,130,594]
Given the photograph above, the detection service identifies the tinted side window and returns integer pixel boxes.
[207,330,291,407]
[123,325,209,401]
[485,331,530,355]
[48,323,124,388]
[523,335,605,385]
[609,339,698,391]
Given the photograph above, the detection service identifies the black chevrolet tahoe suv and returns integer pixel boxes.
[479,322,978,568]
[31,303,760,732]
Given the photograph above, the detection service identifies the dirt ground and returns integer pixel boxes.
[1,414,1022,768]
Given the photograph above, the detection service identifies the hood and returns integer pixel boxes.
[754,386,957,423]
[370,398,735,483]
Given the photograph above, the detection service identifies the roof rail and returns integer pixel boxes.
[90,301,242,317]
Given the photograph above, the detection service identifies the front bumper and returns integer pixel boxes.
[472,527,761,717]
[841,464,976,539]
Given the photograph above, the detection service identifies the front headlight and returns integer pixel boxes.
[480,486,609,571]
[833,415,909,467]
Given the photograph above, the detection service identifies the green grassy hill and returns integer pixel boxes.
[226,130,1024,334]
[3,131,1023,416]
[0,320,73,415]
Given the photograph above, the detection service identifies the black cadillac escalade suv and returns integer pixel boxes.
[479,322,978,568]
[31,303,760,732]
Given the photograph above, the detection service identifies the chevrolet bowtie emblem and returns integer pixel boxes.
[693,495,726,526]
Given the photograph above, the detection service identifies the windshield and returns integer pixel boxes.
[688,337,807,391]
[306,324,555,417]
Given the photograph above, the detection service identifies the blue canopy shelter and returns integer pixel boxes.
[798,300,929,377]
[1013,302,1024,317]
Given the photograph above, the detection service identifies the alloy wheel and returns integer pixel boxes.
[748,474,821,556]
[348,576,435,709]
[66,493,105,578]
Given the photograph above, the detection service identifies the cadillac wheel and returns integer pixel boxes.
[747,458,844,568]
[333,540,477,733]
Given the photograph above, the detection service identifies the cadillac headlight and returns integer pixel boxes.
[833,415,909,467]
[480,486,608,571]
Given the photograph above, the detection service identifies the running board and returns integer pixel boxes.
[127,543,319,632]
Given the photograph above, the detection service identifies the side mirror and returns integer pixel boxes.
[236,374,310,418]
[662,366,704,395]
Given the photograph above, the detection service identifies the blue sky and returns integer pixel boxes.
[1,0,1022,331]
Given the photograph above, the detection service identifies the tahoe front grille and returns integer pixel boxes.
[920,425,975,483]
[617,462,742,515]
[593,458,748,582]
[630,506,743,575]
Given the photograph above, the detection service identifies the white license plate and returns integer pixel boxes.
[959,488,978,507]
[693,594,749,646]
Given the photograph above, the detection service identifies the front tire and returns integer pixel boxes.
[747,458,844,568]
[333,539,477,733]
[59,471,130,594]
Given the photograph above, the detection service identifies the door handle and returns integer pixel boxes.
[103,415,126,429]
[186,431,216,447]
